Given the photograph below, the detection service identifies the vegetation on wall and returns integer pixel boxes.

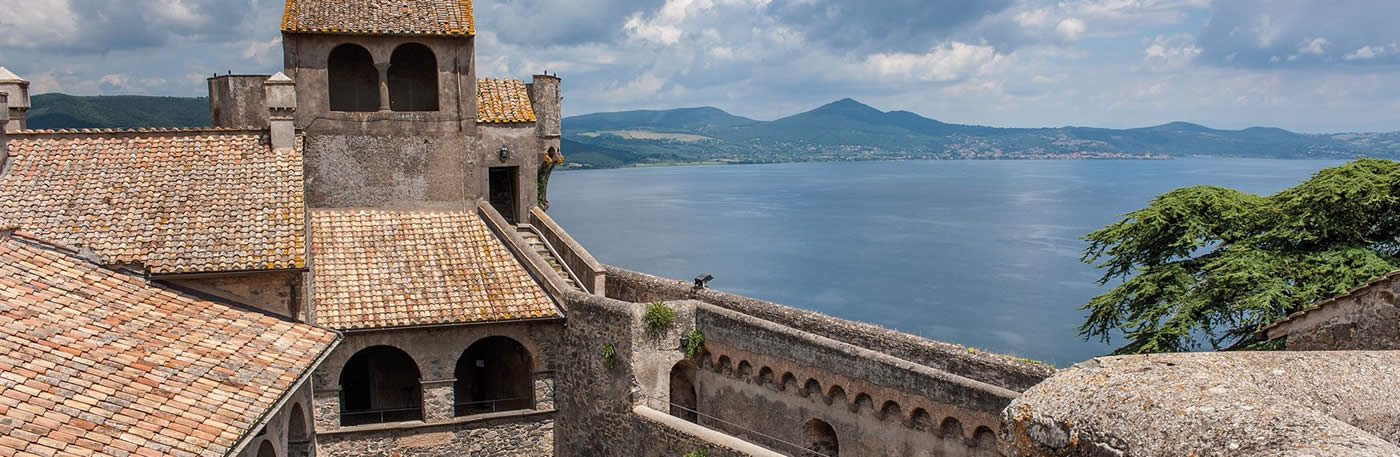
[682,449,708,457]
[643,301,676,333]
[682,329,705,360]
[601,343,617,367]
[1080,159,1400,354]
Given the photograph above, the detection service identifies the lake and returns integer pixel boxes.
[546,158,1348,366]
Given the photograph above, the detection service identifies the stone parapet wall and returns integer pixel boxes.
[604,266,1054,392]
[316,412,554,456]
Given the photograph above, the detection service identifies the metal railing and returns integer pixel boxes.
[339,406,424,426]
[647,395,834,457]
[454,397,532,417]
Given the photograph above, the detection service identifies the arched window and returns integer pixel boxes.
[339,346,422,426]
[256,440,277,457]
[669,360,698,422]
[286,403,309,457]
[388,43,439,111]
[803,418,839,457]
[328,44,379,112]
[455,336,533,416]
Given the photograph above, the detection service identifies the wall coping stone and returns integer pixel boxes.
[634,405,785,457]
[316,408,556,437]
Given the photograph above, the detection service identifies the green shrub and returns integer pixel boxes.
[683,449,708,457]
[683,329,705,359]
[601,343,617,366]
[643,301,676,332]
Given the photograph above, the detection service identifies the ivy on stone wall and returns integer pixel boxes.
[601,342,617,367]
[683,449,708,457]
[683,329,705,360]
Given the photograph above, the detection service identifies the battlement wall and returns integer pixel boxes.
[603,266,1054,392]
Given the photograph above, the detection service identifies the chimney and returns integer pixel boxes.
[264,72,296,150]
[0,67,29,132]
[528,74,561,138]
[0,91,9,172]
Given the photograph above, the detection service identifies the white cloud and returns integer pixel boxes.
[1344,44,1398,61]
[1055,18,1086,41]
[1143,34,1201,69]
[864,42,1005,82]
[1297,37,1329,55]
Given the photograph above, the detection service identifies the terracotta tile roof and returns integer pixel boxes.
[0,130,306,274]
[282,0,474,36]
[478,78,537,124]
[0,234,339,457]
[310,209,560,330]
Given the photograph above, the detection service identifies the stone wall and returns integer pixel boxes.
[163,270,303,320]
[301,134,474,209]
[556,285,1025,457]
[316,411,554,457]
[604,266,1053,392]
[1265,272,1400,350]
[209,75,271,129]
[691,304,1009,456]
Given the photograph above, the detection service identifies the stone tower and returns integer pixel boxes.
[0,67,29,132]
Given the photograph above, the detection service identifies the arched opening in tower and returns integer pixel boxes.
[803,418,839,457]
[286,402,310,457]
[327,44,379,112]
[669,360,698,422]
[256,440,277,457]
[338,345,423,426]
[388,43,439,112]
[455,336,534,416]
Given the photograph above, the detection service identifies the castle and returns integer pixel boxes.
[2,1,1399,456]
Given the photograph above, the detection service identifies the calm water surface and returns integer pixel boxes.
[547,158,1347,366]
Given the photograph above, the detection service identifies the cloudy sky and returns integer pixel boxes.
[2,0,1399,132]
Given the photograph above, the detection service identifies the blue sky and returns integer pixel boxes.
[2,0,1399,132]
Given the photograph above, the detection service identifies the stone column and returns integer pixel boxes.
[311,388,341,431]
[375,62,391,111]
[533,372,555,410]
[422,379,455,422]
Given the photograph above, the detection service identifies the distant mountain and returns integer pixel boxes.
[562,98,1400,167]
[28,94,209,130]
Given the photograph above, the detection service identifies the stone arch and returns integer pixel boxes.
[940,417,966,441]
[455,336,533,416]
[736,360,753,380]
[802,378,822,398]
[802,418,839,457]
[286,402,309,457]
[758,366,775,389]
[879,400,903,423]
[339,345,422,426]
[973,426,997,449]
[910,408,934,432]
[851,393,874,414]
[256,439,277,457]
[716,355,733,376]
[670,360,699,423]
[327,43,379,112]
[780,372,799,392]
[825,385,847,407]
[387,42,439,111]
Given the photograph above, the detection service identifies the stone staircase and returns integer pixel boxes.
[517,226,583,291]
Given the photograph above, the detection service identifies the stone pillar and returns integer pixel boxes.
[533,372,555,410]
[264,73,297,151]
[375,62,391,111]
[312,388,341,431]
[422,379,455,422]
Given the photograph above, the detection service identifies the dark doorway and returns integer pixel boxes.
[339,345,423,426]
[669,361,699,422]
[388,43,439,111]
[803,419,839,457]
[454,336,533,416]
[489,167,519,223]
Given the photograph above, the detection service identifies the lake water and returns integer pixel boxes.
[547,158,1348,366]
